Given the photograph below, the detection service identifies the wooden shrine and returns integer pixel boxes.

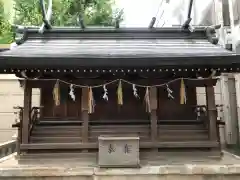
[0,0,240,158]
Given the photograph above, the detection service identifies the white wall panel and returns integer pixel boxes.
[0,75,40,144]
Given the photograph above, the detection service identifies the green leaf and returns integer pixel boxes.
[13,0,124,27]
[0,0,14,44]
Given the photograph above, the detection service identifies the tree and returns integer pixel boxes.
[84,0,123,26]
[0,0,14,44]
[14,0,123,26]
[13,0,43,26]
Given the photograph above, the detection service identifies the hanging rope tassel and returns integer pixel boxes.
[53,80,60,106]
[180,78,187,104]
[144,87,151,113]
[69,84,76,101]
[117,80,123,105]
[166,84,174,99]
[103,85,108,101]
[88,87,95,114]
[132,84,139,98]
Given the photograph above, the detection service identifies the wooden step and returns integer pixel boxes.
[90,121,150,125]
[42,118,148,122]
[32,128,205,134]
[90,126,149,131]
[32,125,149,134]
[41,117,81,121]
[158,129,207,135]
[90,125,150,130]
[158,120,203,125]
[32,128,81,133]
[30,135,150,143]
[39,119,204,125]
[21,142,97,150]
[34,125,82,130]
[141,141,219,148]
[158,134,208,141]
[158,124,205,130]
[140,151,222,160]
[34,124,149,129]
[17,153,98,164]
[31,132,149,139]
[32,125,206,138]
[34,124,205,130]
[31,130,82,137]
[39,119,150,124]
[18,150,221,160]
[90,131,149,137]
[38,121,82,125]
[21,141,219,150]
[30,133,207,142]
[31,131,206,140]
[30,137,82,143]
[17,151,221,166]
[17,152,96,159]
[38,121,149,126]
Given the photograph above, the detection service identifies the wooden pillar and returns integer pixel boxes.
[22,80,32,144]
[206,85,218,141]
[234,74,240,145]
[39,88,43,118]
[81,88,89,143]
[150,87,158,148]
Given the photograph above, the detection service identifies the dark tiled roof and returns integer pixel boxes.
[0,27,237,68]
[1,38,233,58]
[0,48,9,52]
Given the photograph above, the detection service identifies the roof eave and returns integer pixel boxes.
[16,26,210,34]
[0,54,238,69]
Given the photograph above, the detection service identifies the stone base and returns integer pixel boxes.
[0,151,240,180]
[0,166,240,180]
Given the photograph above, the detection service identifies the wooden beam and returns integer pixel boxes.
[150,87,158,151]
[22,80,32,144]
[81,87,89,143]
[206,85,218,141]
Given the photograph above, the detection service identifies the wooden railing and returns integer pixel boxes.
[29,106,43,135]
[192,105,208,127]
[12,106,43,155]
[193,104,225,146]
[12,106,24,155]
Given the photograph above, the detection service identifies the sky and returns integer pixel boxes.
[2,0,234,28]
[115,0,217,27]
